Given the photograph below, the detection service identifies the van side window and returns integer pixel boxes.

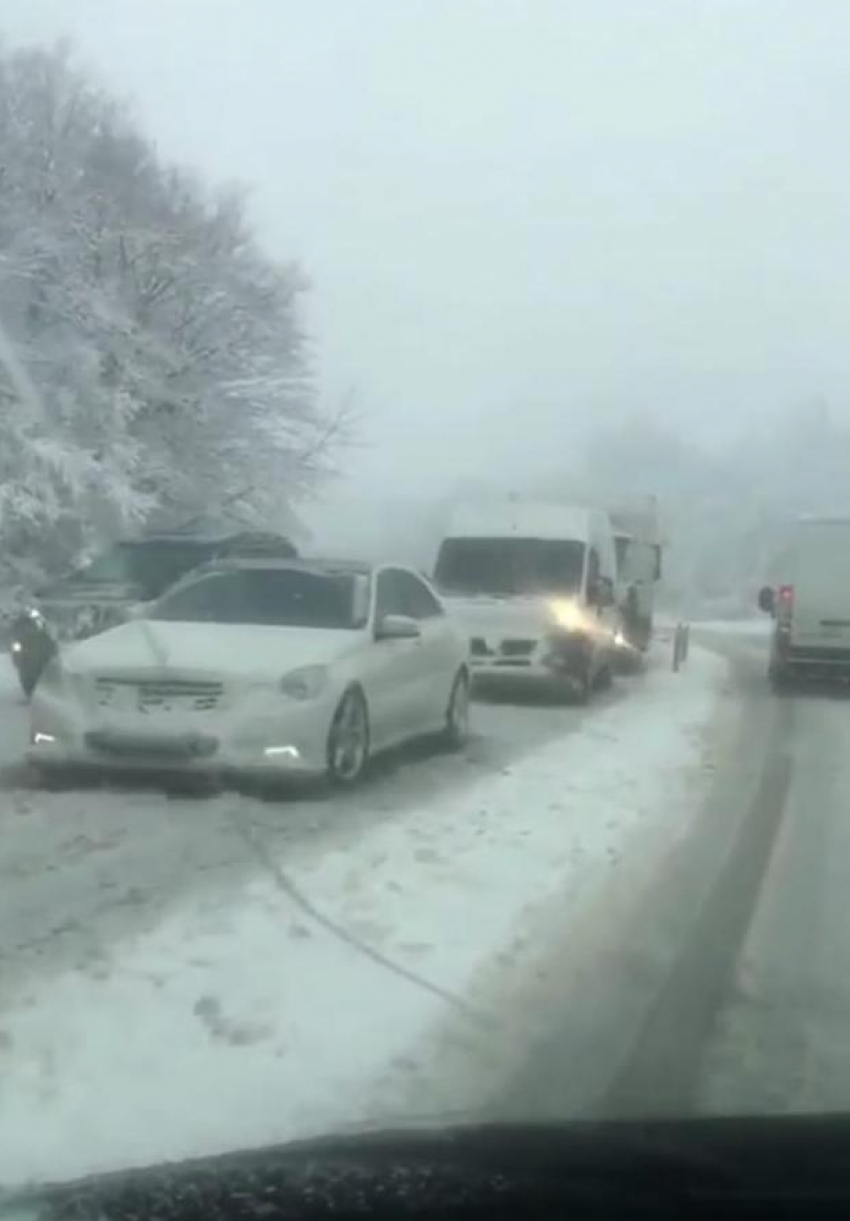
[588,547,600,582]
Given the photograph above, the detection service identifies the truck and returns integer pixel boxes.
[433,497,618,702]
[608,495,663,654]
[758,514,850,688]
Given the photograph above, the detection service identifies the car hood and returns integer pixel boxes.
[62,619,361,678]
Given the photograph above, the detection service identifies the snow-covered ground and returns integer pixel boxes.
[0,647,726,1186]
[695,618,770,637]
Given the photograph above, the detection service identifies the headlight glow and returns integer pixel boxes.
[279,664,328,701]
[549,599,587,632]
[11,640,22,654]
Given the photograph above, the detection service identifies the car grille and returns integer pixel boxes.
[95,677,224,713]
[469,637,538,667]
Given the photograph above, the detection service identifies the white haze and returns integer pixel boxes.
[7,1,850,497]
[5,0,850,613]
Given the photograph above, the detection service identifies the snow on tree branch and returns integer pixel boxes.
[0,41,346,594]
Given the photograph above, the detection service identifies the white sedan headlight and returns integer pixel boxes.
[279,665,329,701]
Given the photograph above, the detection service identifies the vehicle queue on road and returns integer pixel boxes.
[14,496,664,789]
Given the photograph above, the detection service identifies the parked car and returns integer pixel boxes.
[28,557,470,787]
[11,526,297,696]
[758,514,850,688]
[434,498,618,701]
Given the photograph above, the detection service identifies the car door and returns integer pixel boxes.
[366,568,424,749]
[394,570,459,728]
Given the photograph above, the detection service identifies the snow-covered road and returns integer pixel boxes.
[0,659,630,999]
[0,645,725,1185]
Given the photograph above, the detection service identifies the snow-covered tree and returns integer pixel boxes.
[0,42,345,597]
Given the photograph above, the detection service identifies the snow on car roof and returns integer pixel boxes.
[204,556,372,574]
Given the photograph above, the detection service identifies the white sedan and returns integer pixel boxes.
[28,558,471,787]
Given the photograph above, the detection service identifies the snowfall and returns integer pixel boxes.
[0,643,727,1186]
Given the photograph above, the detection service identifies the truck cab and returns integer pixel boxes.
[434,499,618,701]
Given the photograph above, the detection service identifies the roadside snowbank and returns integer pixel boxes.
[694,618,770,637]
[0,648,726,1185]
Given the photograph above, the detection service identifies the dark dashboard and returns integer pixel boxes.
[9,1116,850,1221]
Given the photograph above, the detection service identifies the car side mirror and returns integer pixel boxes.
[757,586,775,615]
[375,613,420,641]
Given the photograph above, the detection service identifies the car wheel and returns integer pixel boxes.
[326,688,370,786]
[441,670,470,750]
[595,662,614,691]
[570,664,592,705]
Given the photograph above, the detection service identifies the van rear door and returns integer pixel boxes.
[788,521,850,647]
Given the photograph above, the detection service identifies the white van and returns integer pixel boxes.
[758,515,850,686]
[434,499,618,700]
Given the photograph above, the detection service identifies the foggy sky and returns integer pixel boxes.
[6,1,850,496]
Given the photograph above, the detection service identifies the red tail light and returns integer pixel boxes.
[778,584,794,617]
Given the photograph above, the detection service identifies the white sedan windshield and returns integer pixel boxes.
[151,568,365,629]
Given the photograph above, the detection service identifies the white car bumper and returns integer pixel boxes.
[28,686,337,779]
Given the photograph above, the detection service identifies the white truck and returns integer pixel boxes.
[758,514,850,688]
[433,498,619,701]
[608,496,663,653]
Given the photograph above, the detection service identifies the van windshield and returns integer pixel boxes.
[435,537,586,597]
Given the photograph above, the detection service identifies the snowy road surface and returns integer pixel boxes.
[14,624,843,1182]
[498,622,850,1124]
[0,644,724,1183]
[0,656,629,997]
